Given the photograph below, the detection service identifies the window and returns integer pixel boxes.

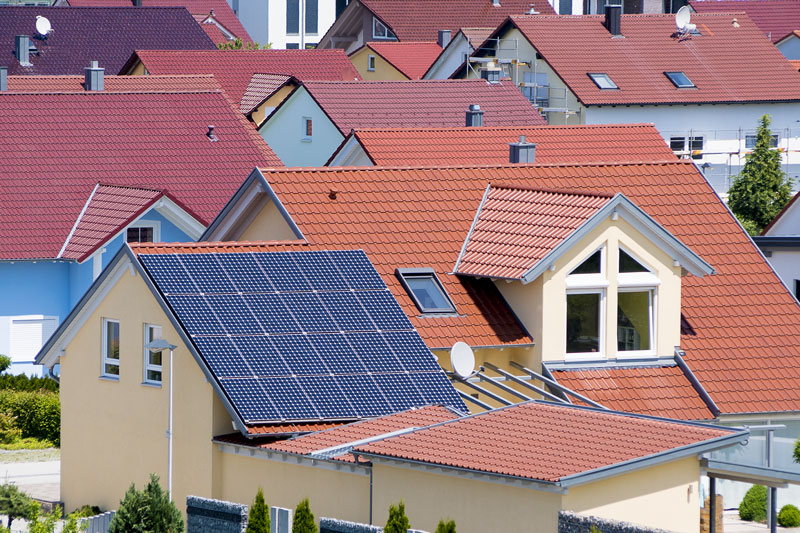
[669,136,685,153]
[617,290,652,352]
[669,136,703,159]
[368,54,376,71]
[102,318,120,377]
[286,0,299,34]
[558,0,571,14]
[286,43,300,49]
[143,324,162,385]
[305,43,317,49]
[372,16,395,39]
[565,249,606,356]
[305,0,318,33]
[335,0,349,18]
[302,117,312,140]
[689,136,703,160]
[795,280,800,300]
[127,226,153,243]
[588,73,618,90]
[664,71,695,88]
[396,268,456,314]
[745,134,779,149]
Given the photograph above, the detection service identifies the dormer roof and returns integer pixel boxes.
[361,41,444,79]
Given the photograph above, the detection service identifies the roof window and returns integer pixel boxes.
[396,268,456,314]
[664,71,695,88]
[587,73,618,90]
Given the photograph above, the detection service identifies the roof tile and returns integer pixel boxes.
[365,41,443,79]
[690,0,800,42]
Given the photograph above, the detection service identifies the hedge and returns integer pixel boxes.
[0,390,59,446]
[0,374,58,393]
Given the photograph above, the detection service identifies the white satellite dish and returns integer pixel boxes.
[450,341,476,380]
[35,15,52,36]
[675,6,691,31]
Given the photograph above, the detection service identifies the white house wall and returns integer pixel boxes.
[228,0,337,48]
[762,249,800,297]
[424,34,471,80]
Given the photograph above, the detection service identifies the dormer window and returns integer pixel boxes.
[566,247,607,356]
[396,268,456,314]
[616,249,656,355]
[588,73,618,90]
[664,71,695,88]
[372,17,396,39]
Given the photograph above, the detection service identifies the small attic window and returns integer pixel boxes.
[665,71,695,88]
[570,250,602,275]
[619,249,648,273]
[396,268,456,314]
[588,73,618,90]
[372,16,396,39]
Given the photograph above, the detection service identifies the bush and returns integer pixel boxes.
[779,504,800,527]
[0,374,58,393]
[245,487,270,533]
[0,483,35,524]
[28,504,62,533]
[0,356,10,374]
[435,519,456,533]
[0,390,59,446]
[384,501,410,533]
[292,498,317,533]
[109,474,183,533]
[739,484,767,522]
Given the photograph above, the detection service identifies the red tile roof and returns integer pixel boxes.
[550,365,714,420]
[61,185,165,261]
[130,49,361,105]
[690,0,800,42]
[245,421,348,435]
[456,186,614,279]
[503,13,800,105]
[363,42,443,79]
[356,0,554,42]
[199,21,231,44]
[239,73,295,115]
[790,60,800,72]
[266,406,459,461]
[461,28,495,47]
[256,160,800,415]
[356,401,734,482]
[6,74,221,93]
[337,124,677,166]
[66,0,252,42]
[302,79,546,134]
[0,90,280,260]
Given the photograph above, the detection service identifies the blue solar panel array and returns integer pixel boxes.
[139,250,466,424]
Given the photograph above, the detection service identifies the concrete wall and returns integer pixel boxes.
[349,47,408,80]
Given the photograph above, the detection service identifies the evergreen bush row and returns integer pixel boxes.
[0,390,59,446]
[0,374,58,393]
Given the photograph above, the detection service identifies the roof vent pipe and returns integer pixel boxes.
[14,35,30,66]
[492,0,500,5]
[604,4,622,36]
[509,135,536,163]
[529,3,538,13]
[207,125,219,141]
[437,29,451,48]
[0,67,6,92]
[84,60,104,91]
[466,104,484,127]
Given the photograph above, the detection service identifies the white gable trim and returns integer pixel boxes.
[326,134,373,166]
[57,183,100,259]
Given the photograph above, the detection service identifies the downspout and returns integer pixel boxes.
[354,453,373,524]
[45,365,59,385]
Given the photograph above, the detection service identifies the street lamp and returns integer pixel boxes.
[144,338,178,501]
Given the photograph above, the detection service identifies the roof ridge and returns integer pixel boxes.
[265,159,693,172]
[129,239,309,253]
[96,183,165,193]
[353,123,657,133]
[490,183,616,198]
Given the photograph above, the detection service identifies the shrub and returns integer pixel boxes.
[0,356,10,374]
[0,390,59,446]
[109,474,183,533]
[28,504,62,533]
[779,504,800,528]
[0,412,21,445]
[292,498,317,533]
[0,484,35,524]
[435,519,456,533]
[0,374,58,393]
[739,484,767,522]
[245,487,270,533]
[384,501,410,533]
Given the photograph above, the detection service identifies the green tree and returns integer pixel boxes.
[794,435,800,464]
[0,483,34,526]
[728,114,792,235]
[0,356,10,374]
[435,518,456,533]
[292,498,317,533]
[384,501,410,533]
[108,474,184,533]
[245,487,270,533]
[28,504,61,533]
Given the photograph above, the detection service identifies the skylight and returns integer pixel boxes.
[664,71,695,88]
[396,268,456,314]
[588,73,618,90]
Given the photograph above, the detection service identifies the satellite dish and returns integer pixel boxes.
[35,15,52,36]
[450,342,476,380]
[675,6,691,31]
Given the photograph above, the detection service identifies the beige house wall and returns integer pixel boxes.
[251,83,298,127]
[497,216,683,363]
[128,61,147,75]
[562,457,700,532]
[59,266,230,511]
[237,196,298,242]
[349,47,409,81]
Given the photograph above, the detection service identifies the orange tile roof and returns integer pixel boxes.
[503,13,800,105]
[790,60,800,72]
[355,401,736,482]
[255,161,800,415]
[364,42,443,79]
[455,186,613,279]
[337,124,677,166]
[6,74,221,93]
[245,421,348,435]
[550,365,714,420]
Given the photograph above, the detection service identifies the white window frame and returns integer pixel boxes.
[616,246,657,358]
[367,54,376,71]
[301,116,313,142]
[125,219,161,244]
[101,318,120,379]
[565,288,606,360]
[616,287,656,358]
[372,16,395,39]
[143,324,163,386]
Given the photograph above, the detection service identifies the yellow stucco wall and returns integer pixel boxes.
[562,457,700,533]
[128,61,147,75]
[237,196,298,242]
[251,83,298,127]
[349,46,409,81]
[218,447,371,523]
[59,265,231,512]
[497,216,683,363]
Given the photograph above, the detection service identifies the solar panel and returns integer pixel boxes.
[139,249,467,425]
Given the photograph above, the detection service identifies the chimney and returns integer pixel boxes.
[509,135,536,163]
[437,29,451,48]
[84,60,104,91]
[604,4,622,36]
[0,67,6,91]
[132,0,142,5]
[466,104,484,127]
[14,35,30,66]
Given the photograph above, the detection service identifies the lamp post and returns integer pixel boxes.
[144,338,178,501]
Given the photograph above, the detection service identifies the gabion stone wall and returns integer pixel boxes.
[186,495,248,533]
[558,511,677,533]
[319,517,383,533]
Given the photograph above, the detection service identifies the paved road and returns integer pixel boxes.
[0,460,60,502]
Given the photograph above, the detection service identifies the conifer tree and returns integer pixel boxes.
[384,501,410,533]
[728,114,792,235]
[435,518,456,533]
[108,474,183,533]
[292,498,317,533]
[245,487,270,533]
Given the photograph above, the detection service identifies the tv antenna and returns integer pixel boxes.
[449,342,478,380]
[675,6,696,34]
[35,15,53,38]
